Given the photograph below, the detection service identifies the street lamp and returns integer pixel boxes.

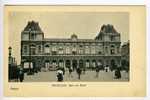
[8,46,12,64]
[8,46,12,57]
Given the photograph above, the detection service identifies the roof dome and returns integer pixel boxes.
[71,34,78,40]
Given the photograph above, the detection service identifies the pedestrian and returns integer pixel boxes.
[105,65,109,72]
[68,67,73,78]
[19,67,24,82]
[114,67,121,79]
[61,67,65,75]
[56,69,64,82]
[76,67,82,80]
[83,67,86,74]
[95,65,100,78]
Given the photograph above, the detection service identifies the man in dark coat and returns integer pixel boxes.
[68,67,73,78]
[76,67,82,80]
[19,67,24,82]
[115,67,121,79]
[95,66,100,78]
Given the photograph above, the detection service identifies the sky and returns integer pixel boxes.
[8,12,129,64]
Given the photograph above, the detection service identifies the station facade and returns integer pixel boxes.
[21,21,121,70]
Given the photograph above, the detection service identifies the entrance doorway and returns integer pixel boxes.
[72,60,77,70]
[110,59,116,70]
[66,60,71,68]
[79,59,84,68]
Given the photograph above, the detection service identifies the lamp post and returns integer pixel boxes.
[8,46,12,64]
[8,46,12,57]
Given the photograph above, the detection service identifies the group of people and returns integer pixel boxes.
[56,64,122,82]
[95,64,122,79]
[56,67,83,82]
[9,67,24,82]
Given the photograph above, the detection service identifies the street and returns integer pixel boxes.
[23,70,129,82]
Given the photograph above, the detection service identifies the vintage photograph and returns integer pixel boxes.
[8,11,129,82]
[4,5,146,97]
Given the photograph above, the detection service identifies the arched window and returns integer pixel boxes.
[110,45,115,54]
[44,45,50,54]
[72,46,77,55]
[58,46,63,54]
[85,60,90,68]
[66,47,70,54]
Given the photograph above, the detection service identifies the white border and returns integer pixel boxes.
[0,0,147,5]
[0,0,149,100]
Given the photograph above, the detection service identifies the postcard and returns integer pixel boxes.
[4,5,146,97]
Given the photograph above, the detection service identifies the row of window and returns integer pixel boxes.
[23,45,119,55]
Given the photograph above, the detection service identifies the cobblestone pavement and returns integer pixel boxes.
[23,70,129,82]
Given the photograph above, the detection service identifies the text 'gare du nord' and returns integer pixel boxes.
[20,21,129,72]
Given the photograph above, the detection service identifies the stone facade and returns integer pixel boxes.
[21,21,121,70]
[121,41,129,70]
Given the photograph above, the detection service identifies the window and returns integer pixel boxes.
[98,51,102,54]
[66,47,70,54]
[58,47,63,54]
[79,45,84,54]
[96,46,102,55]
[31,33,35,40]
[72,46,77,55]
[23,45,28,54]
[105,47,108,54]
[52,46,57,55]
[79,49,84,54]
[91,46,96,54]
[110,45,115,54]
[85,46,90,54]
[30,44,36,55]
[44,45,50,54]
[38,45,42,53]
[110,36,115,41]
[117,47,120,53]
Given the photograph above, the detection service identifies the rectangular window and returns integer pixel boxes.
[52,46,57,55]
[91,46,96,54]
[85,46,90,54]
[38,45,42,53]
[66,47,70,54]
[23,46,28,54]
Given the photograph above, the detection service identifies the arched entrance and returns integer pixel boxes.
[66,60,71,68]
[72,59,77,70]
[58,60,64,68]
[85,60,90,68]
[45,60,50,71]
[92,60,96,69]
[79,59,84,68]
[98,59,103,70]
[52,60,57,68]
[110,59,117,70]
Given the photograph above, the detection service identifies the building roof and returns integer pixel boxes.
[95,24,119,40]
[44,38,96,42]
[23,20,43,34]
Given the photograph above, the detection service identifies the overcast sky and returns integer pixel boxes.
[8,12,129,64]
